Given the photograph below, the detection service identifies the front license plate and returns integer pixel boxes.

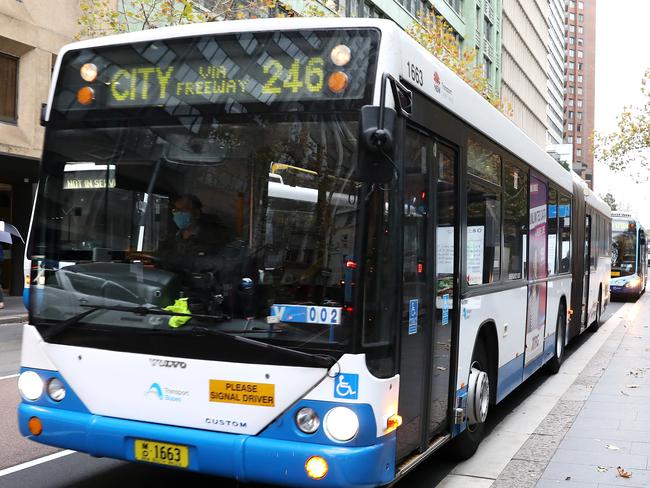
[134,439,189,468]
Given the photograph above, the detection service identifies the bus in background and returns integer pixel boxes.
[17,18,610,487]
[610,211,647,300]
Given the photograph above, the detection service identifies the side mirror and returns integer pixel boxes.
[358,105,397,183]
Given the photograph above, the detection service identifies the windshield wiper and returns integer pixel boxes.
[187,326,337,368]
[40,304,226,341]
[40,304,337,369]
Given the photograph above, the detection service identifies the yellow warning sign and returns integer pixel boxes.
[209,380,275,407]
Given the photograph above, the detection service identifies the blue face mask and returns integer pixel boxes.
[173,211,192,230]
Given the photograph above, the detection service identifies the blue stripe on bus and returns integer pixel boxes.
[543,333,556,364]
[523,354,545,382]
[19,367,90,413]
[496,355,524,403]
[17,402,395,487]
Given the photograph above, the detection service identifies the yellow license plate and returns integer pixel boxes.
[134,439,189,468]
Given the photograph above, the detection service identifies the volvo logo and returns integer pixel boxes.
[149,358,187,369]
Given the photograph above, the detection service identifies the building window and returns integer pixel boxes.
[577,50,583,58]
[569,12,575,20]
[578,1,584,8]
[578,14,584,22]
[576,148,582,156]
[569,37,575,44]
[569,74,575,82]
[578,26,584,34]
[566,136,573,143]
[569,24,575,32]
[569,0,575,7]
[577,38,583,46]
[577,99,583,107]
[484,17,493,41]
[568,61,575,69]
[569,86,575,94]
[0,53,18,123]
[577,112,582,119]
[569,111,574,118]
[578,62,583,71]
[576,136,582,144]
[577,87,583,95]
[577,124,582,132]
[444,0,462,14]
[567,99,574,106]
[569,49,575,57]
[568,123,574,131]
[484,57,492,82]
[578,75,583,83]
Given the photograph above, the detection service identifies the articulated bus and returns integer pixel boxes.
[610,211,647,299]
[18,19,610,487]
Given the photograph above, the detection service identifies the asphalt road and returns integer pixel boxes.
[0,300,625,487]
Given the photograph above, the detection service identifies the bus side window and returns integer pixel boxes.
[547,188,558,276]
[466,179,501,285]
[504,162,528,280]
[559,193,571,273]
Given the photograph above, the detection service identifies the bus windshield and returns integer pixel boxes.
[29,114,360,353]
[612,220,637,277]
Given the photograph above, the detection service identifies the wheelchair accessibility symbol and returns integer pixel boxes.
[334,373,359,399]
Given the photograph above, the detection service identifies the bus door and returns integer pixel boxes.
[524,174,548,371]
[397,126,457,458]
[582,214,592,327]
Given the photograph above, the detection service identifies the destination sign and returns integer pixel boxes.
[52,29,379,114]
[612,219,634,233]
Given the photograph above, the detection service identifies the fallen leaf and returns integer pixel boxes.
[565,476,571,480]
[617,466,632,478]
[606,444,621,450]
[597,466,608,472]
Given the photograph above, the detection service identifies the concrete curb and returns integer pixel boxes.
[0,315,27,326]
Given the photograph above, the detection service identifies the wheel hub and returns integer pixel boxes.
[467,367,489,425]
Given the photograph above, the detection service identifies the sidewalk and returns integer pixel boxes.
[0,296,27,325]
[492,295,650,487]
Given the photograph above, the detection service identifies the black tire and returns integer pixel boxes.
[589,290,602,332]
[546,303,566,374]
[450,338,489,460]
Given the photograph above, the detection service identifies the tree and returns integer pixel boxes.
[407,13,510,115]
[595,68,650,179]
[600,192,617,211]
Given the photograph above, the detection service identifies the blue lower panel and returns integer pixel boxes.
[496,355,523,403]
[18,403,394,488]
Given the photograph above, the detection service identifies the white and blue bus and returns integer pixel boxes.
[610,211,647,299]
[18,18,610,487]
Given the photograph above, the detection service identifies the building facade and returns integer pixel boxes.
[563,0,596,188]
[500,0,549,148]
[0,0,81,295]
[546,0,565,146]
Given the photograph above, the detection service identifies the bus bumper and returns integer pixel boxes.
[18,403,395,487]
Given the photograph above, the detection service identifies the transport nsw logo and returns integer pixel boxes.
[209,380,275,407]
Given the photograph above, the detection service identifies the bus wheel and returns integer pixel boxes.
[589,290,602,332]
[450,338,490,460]
[546,303,566,374]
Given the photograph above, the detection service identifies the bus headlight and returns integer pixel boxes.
[18,371,44,401]
[323,407,359,442]
[296,407,320,434]
[47,378,66,402]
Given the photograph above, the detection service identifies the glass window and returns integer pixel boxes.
[467,179,501,285]
[559,193,571,272]
[548,188,558,276]
[0,53,18,123]
[504,163,528,280]
[467,138,502,185]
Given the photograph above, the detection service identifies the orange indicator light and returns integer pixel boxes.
[327,71,349,94]
[28,416,43,436]
[386,414,402,433]
[76,86,95,105]
[305,456,328,480]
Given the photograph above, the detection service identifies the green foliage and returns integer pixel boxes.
[595,68,650,180]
